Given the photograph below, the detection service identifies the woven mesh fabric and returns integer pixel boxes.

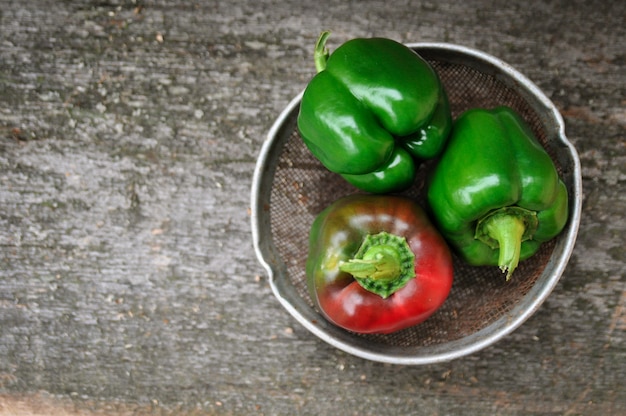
[268,55,559,347]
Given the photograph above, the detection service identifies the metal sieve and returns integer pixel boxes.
[251,43,582,365]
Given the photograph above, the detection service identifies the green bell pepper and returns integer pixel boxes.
[297,31,452,194]
[426,106,569,280]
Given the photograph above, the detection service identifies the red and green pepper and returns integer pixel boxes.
[306,194,454,334]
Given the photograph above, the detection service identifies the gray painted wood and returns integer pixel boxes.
[1,0,624,414]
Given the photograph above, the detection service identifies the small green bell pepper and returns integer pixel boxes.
[297,31,452,194]
[426,106,569,280]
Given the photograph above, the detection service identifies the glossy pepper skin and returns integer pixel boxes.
[306,194,453,334]
[427,106,569,280]
[297,31,452,194]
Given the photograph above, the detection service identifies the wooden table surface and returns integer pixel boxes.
[1,0,624,415]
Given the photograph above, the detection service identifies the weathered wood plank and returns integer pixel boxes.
[1,0,624,414]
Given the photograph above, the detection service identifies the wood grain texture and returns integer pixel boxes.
[1,0,624,415]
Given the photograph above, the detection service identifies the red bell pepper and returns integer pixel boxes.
[306,194,454,334]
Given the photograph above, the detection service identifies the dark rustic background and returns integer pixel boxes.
[1,0,624,415]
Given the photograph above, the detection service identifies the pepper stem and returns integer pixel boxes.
[314,30,332,73]
[475,207,539,280]
[339,232,415,298]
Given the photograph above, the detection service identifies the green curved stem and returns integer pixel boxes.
[475,206,539,280]
[339,245,402,280]
[314,30,332,73]
[339,231,415,298]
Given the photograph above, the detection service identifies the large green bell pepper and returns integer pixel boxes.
[297,31,452,194]
[426,106,569,280]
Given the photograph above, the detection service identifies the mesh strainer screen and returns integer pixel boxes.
[267,50,559,348]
